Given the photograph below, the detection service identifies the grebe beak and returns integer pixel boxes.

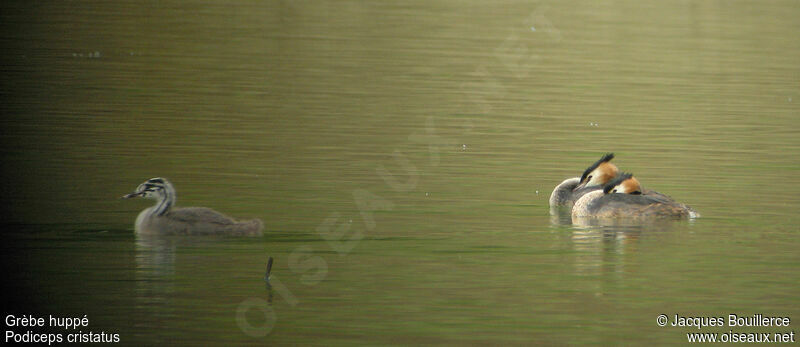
[121,192,143,199]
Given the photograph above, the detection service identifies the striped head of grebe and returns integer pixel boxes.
[603,173,642,195]
[575,153,619,190]
[122,177,176,216]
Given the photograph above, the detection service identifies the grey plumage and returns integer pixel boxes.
[123,177,264,236]
[549,177,605,207]
[549,177,580,206]
[578,192,697,219]
[572,174,699,219]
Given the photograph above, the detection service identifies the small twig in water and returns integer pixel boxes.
[265,256,274,282]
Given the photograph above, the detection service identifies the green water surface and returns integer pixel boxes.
[1,0,798,345]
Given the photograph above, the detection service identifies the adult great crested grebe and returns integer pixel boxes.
[550,153,620,208]
[122,177,263,236]
[571,173,699,219]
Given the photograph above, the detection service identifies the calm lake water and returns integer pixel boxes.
[2,0,799,345]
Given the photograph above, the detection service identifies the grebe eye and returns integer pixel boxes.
[587,175,593,181]
[611,189,617,193]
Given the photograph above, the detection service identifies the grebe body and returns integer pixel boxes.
[123,177,263,236]
[572,173,698,219]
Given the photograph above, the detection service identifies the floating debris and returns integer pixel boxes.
[264,256,274,282]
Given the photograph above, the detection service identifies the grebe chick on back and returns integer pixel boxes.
[571,173,699,219]
[122,177,264,236]
[549,153,620,207]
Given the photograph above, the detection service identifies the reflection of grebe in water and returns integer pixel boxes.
[122,177,263,236]
[550,153,619,208]
[572,173,699,219]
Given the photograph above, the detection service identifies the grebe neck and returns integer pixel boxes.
[153,181,176,216]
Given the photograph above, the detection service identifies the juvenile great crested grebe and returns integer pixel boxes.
[571,173,699,219]
[549,153,620,207]
[122,177,263,236]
